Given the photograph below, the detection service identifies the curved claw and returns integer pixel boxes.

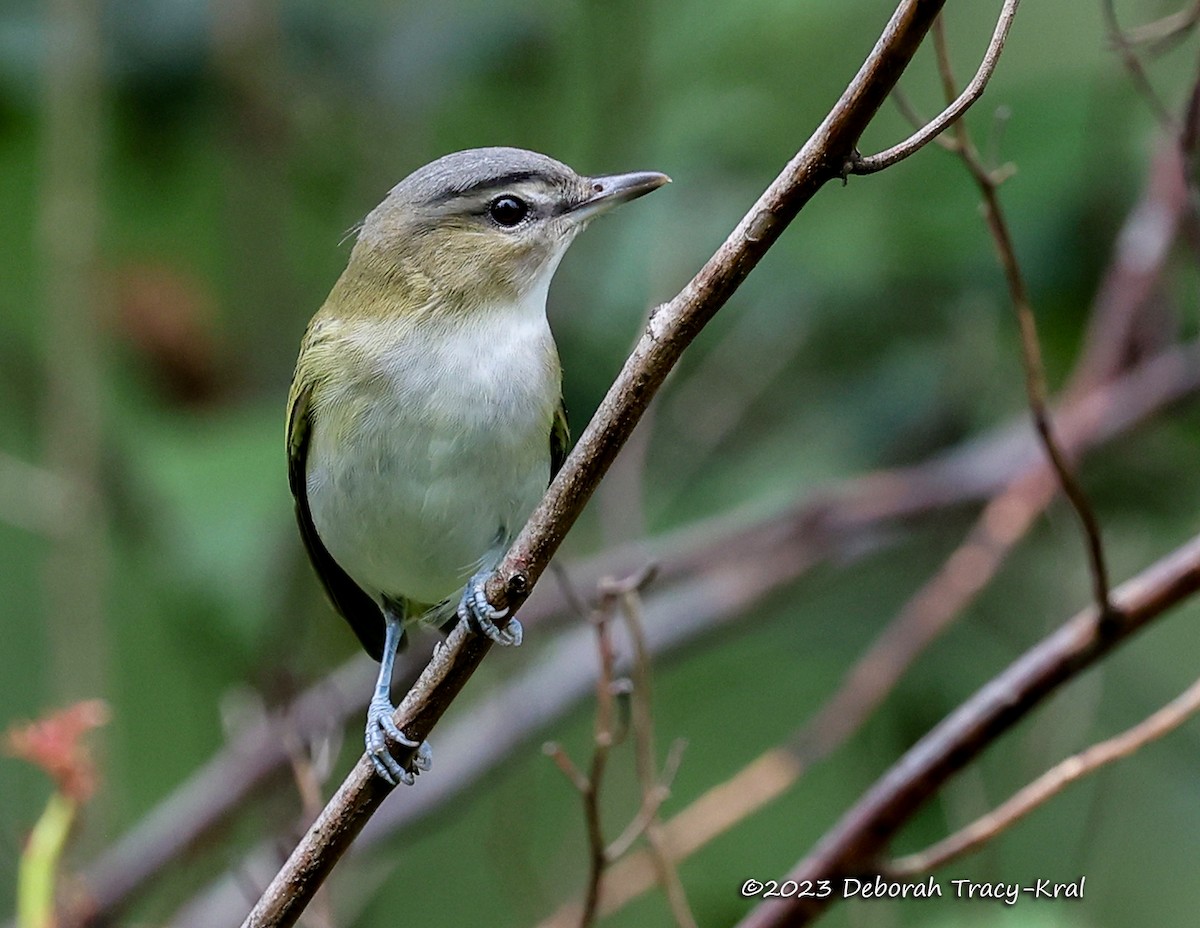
[365,694,426,786]
[458,572,523,646]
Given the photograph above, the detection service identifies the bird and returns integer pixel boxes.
[287,147,668,784]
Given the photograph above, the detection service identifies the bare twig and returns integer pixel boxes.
[550,569,675,928]
[68,334,1200,928]
[604,739,687,863]
[537,339,1200,928]
[580,601,620,928]
[931,14,1114,617]
[280,731,336,928]
[617,586,696,928]
[1122,1,1200,51]
[1067,144,1189,393]
[237,4,956,926]
[853,0,1021,174]
[736,534,1200,928]
[1102,0,1179,132]
[888,672,1200,876]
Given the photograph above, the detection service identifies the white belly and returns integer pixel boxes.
[305,308,559,612]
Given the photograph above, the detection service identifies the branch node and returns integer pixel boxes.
[506,569,530,598]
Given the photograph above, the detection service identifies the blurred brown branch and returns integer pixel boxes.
[1122,1,1200,52]
[536,67,1198,926]
[888,671,1200,876]
[538,347,1200,928]
[1103,0,1180,131]
[66,329,1200,928]
[929,15,1114,617]
[236,2,959,925]
[546,570,695,928]
[736,531,1200,926]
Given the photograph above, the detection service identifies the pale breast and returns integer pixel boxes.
[305,305,561,610]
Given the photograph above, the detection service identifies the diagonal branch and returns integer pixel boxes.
[853,0,1021,174]
[887,671,1200,876]
[736,533,1200,928]
[238,2,957,925]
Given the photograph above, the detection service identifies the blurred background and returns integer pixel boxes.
[2,0,1200,925]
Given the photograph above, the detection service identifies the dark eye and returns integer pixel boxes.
[488,196,529,227]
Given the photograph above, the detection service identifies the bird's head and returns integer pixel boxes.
[345,147,669,316]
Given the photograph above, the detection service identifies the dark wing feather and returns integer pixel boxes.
[550,398,570,481]
[287,380,387,661]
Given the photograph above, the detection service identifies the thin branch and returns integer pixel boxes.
[74,118,1186,919]
[580,602,620,928]
[536,339,1200,928]
[888,673,1200,875]
[237,3,954,926]
[279,731,336,928]
[604,739,686,862]
[1122,1,1200,51]
[888,88,957,152]
[69,333,1200,928]
[544,743,591,795]
[550,569,676,928]
[853,0,1021,174]
[617,586,696,928]
[1102,0,1179,132]
[71,105,1188,927]
[932,14,1115,617]
[735,534,1200,928]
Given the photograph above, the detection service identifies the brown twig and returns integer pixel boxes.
[548,569,674,928]
[888,672,1200,876]
[931,14,1115,618]
[580,599,620,928]
[1122,1,1200,51]
[237,4,955,926]
[853,0,1021,174]
[616,584,696,928]
[280,730,336,928]
[735,534,1200,927]
[1102,0,1179,132]
[70,335,1200,928]
[535,324,1200,926]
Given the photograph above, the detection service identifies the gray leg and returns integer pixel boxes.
[365,609,431,785]
[457,569,522,647]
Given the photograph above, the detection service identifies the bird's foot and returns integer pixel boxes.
[458,570,522,646]
[365,693,431,785]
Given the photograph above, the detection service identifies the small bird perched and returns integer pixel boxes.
[287,147,668,784]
